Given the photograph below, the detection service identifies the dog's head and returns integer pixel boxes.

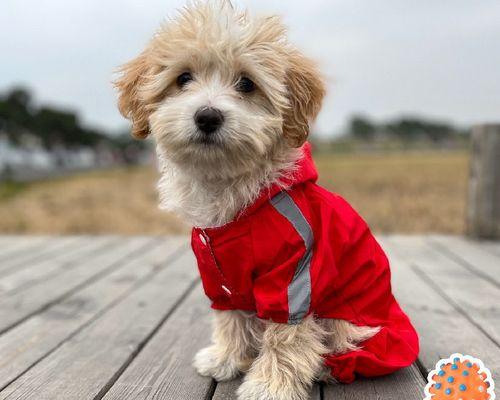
[115,1,325,177]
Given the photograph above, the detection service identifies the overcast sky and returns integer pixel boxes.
[1,0,499,136]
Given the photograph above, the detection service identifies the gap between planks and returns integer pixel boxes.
[0,237,87,276]
[428,235,500,288]
[3,235,498,399]
[382,236,500,383]
[0,237,54,262]
[0,237,118,295]
[0,249,200,400]
[410,236,500,346]
[0,238,188,392]
[0,237,158,336]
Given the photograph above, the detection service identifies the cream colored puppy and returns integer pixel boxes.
[115,2,377,399]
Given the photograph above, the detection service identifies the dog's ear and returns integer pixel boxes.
[114,51,152,139]
[282,51,325,147]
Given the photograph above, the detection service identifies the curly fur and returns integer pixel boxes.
[114,0,324,227]
[194,310,263,381]
[115,2,378,399]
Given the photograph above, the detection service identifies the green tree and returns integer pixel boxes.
[0,87,35,138]
[384,117,455,142]
[0,87,117,148]
[348,115,376,140]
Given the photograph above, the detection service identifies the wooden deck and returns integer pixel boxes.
[0,235,498,399]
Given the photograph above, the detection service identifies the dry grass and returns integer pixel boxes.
[316,151,469,234]
[0,167,187,235]
[0,151,469,235]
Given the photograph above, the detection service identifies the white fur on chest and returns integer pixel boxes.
[156,146,300,228]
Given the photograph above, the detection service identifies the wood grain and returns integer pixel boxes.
[391,236,500,345]
[323,364,424,400]
[383,236,500,381]
[467,124,500,239]
[0,235,498,400]
[0,250,198,400]
[429,235,500,287]
[0,238,186,391]
[101,283,213,400]
[0,237,116,294]
[0,237,154,334]
[0,237,51,261]
[212,380,321,400]
[0,236,83,276]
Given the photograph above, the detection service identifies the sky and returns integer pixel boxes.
[1,0,499,137]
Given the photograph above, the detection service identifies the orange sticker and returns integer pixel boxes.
[424,354,495,400]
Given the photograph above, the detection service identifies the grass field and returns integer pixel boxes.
[0,150,469,235]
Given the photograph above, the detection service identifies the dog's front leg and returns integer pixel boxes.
[237,316,327,400]
[194,310,261,381]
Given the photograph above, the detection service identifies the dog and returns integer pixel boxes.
[115,2,419,399]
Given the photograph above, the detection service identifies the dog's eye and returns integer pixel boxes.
[236,77,256,93]
[176,72,193,88]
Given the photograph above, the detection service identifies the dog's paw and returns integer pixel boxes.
[237,379,307,400]
[193,346,240,382]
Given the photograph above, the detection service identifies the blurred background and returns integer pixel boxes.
[1,0,499,235]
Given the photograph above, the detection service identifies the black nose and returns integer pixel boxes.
[194,107,224,134]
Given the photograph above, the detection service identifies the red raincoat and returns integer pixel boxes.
[191,143,419,383]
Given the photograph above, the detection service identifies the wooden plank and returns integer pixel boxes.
[382,236,500,381]
[0,237,52,261]
[101,283,213,400]
[0,237,117,294]
[0,237,155,335]
[429,235,500,287]
[212,380,242,400]
[103,281,320,400]
[0,237,85,276]
[212,380,321,400]
[393,236,500,345]
[0,250,199,400]
[0,236,77,264]
[0,238,186,392]
[0,237,61,264]
[0,237,28,250]
[0,236,17,244]
[0,237,51,245]
[479,240,500,257]
[323,364,424,400]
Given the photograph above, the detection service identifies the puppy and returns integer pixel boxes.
[115,2,419,399]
